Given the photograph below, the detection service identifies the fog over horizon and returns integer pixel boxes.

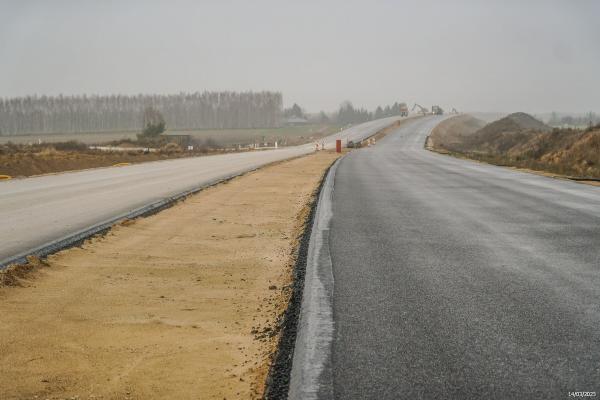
[1,0,599,115]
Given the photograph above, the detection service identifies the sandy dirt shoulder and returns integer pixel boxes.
[0,151,340,400]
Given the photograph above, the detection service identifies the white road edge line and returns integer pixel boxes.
[288,157,340,400]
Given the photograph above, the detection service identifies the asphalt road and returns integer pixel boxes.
[329,116,600,399]
[0,117,401,265]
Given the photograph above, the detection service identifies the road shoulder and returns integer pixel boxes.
[0,151,339,400]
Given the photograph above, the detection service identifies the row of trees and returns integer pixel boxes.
[0,91,283,135]
[546,112,599,128]
[336,101,407,125]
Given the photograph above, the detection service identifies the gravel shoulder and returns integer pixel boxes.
[0,151,340,400]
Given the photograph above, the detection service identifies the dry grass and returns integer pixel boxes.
[0,142,230,178]
[431,114,600,179]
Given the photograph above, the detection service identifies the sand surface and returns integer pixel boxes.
[0,151,339,400]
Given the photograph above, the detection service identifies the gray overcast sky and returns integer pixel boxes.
[1,0,599,113]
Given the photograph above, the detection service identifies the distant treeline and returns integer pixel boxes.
[0,91,283,135]
[546,112,599,128]
[336,101,406,125]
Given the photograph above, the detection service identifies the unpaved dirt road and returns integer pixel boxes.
[0,151,339,400]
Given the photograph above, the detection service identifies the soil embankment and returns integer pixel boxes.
[0,142,234,178]
[428,114,486,151]
[430,113,600,180]
[0,151,340,400]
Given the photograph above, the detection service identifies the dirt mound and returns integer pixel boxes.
[504,112,551,132]
[455,113,550,154]
[429,112,600,178]
[0,256,48,287]
[475,112,550,138]
[429,111,600,178]
[429,114,486,150]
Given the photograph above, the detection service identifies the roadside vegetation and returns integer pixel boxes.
[139,106,166,138]
[0,141,222,178]
[430,113,600,179]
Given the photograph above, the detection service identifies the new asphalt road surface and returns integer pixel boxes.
[328,116,600,398]
[0,117,400,266]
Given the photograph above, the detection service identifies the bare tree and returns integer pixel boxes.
[141,106,166,136]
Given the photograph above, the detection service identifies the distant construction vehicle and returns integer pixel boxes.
[431,105,444,115]
[399,102,409,117]
[451,108,459,114]
[411,103,429,115]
